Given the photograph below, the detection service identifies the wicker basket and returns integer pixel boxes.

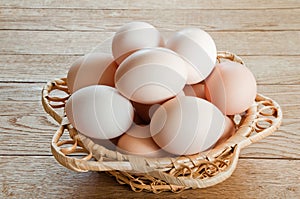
[41,51,282,193]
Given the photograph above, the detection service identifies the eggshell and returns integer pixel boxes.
[166,28,217,84]
[205,61,257,115]
[117,124,170,158]
[150,96,225,155]
[112,21,164,64]
[65,85,134,139]
[183,82,206,99]
[215,116,236,146]
[115,47,187,104]
[67,53,118,93]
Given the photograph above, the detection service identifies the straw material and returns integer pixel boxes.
[41,51,282,193]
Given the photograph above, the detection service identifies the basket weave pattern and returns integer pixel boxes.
[42,51,282,193]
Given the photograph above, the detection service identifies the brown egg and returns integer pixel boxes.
[214,116,236,146]
[183,81,206,99]
[117,124,170,158]
[67,53,118,93]
[205,61,257,115]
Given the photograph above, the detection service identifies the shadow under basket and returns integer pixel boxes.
[41,51,282,193]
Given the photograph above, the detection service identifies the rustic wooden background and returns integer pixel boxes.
[0,0,299,198]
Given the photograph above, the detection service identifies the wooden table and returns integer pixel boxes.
[1,0,299,198]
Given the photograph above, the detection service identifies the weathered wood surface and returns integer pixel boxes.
[0,157,299,198]
[1,0,299,9]
[1,31,299,55]
[0,0,299,198]
[1,8,299,31]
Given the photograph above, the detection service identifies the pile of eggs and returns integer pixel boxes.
[65,22,257,157]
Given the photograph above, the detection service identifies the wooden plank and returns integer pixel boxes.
[0,83,299,110]
[1,54,300,84]
[243,56,300,85]
[0,30,299,56]
[0,115,56,155]
[0,55,73,83]
[1,8,299,31]
[0,83,299,158]
[0,82,44,101]
[1,0,299,9]
[0,156,299,198]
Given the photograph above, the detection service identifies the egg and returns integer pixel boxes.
[112,21,164,64]
[205,61,257,115]
[214,116,236,146]
[150,96,225,155]
[67,53,118,94]
[117,124,170,158]
[183,82,206,99]
[65,85,134,139]
[115,47,187,104]
[166,28,217,84]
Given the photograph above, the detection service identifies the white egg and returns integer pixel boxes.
[166,28,217,84]
[115,47,187,104]
[150,96,225,155]
[65,85,134,139]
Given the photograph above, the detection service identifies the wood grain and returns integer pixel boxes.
[0,0,299,196]
[1,8,299,31]
[1,30,299,55]
[1,54,300,84]
[1,0,299,9]
[0,156,299,198]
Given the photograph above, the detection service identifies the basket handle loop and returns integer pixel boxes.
[238,94,282,149]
